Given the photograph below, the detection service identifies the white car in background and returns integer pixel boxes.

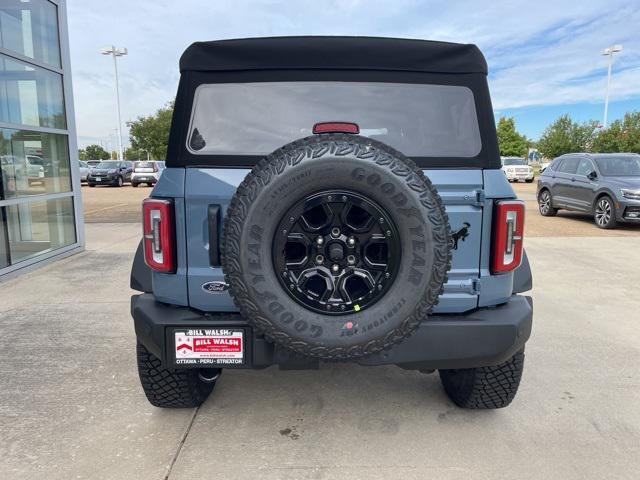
[131,161,166,187]
[539,161,552,173]
[501,157,534,183]
[78,161,91,182]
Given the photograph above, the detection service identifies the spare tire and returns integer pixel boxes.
[222,134,451,360]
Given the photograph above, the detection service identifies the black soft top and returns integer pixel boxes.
[179,36,487,75]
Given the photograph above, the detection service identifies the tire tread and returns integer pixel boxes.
[439,351,524,409]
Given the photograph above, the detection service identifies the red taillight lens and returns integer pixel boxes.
[312,122,360,134]
[491,200,525,274]
[142,198,175,273]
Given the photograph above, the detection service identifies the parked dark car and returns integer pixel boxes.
[87,160,133,187]
[537,153,640,229]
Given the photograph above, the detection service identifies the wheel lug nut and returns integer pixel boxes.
[385,272,390,278]
[331,227,340,238]
[315,254,324,265]
[377,284,383,290]
[347,255,356,265]
[347,237,355,246]
[316,236,324,245]
[341,195,347,201]
[331,264,340,273]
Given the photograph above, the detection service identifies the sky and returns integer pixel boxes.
[67,0,640,149]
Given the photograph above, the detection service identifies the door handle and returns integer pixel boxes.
[208,205,221,266]
[570,177,575,182]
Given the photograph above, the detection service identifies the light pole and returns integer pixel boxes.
[101,46,128,160]
[601,44,623,128]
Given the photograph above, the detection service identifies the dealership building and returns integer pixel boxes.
[0,0,83,278]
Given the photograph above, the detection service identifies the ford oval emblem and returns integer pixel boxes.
[202,281,229,293]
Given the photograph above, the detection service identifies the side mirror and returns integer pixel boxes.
[587,171,597,181]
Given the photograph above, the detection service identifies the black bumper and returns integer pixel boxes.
[132,294,532,370]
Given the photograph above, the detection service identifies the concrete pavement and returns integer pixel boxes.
[1,223,639,479]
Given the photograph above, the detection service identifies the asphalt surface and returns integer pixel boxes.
[80,181,640,237]
[1,215,640,479]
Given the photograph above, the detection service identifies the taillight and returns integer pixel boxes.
[142,198,175,273]
[491,200,525,274]
[152,163,158,172]
[313,122,359,134]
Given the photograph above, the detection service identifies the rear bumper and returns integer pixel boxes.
[505,172,534,181]
[132,294,532,370]
[131,174,159,184]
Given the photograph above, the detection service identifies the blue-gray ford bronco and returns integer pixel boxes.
[130,37,533,409]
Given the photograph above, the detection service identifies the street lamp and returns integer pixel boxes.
[601,44,623,128]
[101,45,128,160]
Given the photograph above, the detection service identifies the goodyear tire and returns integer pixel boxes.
[222,134,451,360]
[136,342,217,408]
[439,351,525,409]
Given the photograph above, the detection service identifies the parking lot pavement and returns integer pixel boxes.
[1,226,639,479]
[80,181,640,238]
[81,184,150,223]
[512,182,640,237]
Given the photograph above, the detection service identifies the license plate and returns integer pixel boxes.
[96,177,102,182]
[173,328,245,367]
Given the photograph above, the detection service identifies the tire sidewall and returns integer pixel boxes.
[223,135,450,358]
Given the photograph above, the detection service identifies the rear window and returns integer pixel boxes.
[135,161,155,168]
[187,82,482,158]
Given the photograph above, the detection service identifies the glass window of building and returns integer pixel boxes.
[3,196,75,264]
[0,1,82,277]
[0,0,61,68]
[0,128,71,199]
[0,54,66,129]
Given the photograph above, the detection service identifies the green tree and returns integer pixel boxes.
[125,147,147,160]
[537,115,598,158]
[496,117,529,157]
[79,144,110,160]
[592,111,640,154]
[127,101,174,160]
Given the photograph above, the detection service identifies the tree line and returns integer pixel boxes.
[497,111,640,159]
[79,101,640,161]
[78,102,174,161]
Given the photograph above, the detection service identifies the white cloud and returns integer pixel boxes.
[67,0,640,146]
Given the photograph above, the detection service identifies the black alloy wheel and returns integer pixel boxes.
[273,190,400,315]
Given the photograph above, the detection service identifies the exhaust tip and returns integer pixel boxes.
[198,369,221,383]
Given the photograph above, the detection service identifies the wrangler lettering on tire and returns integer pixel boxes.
[222,134,451,360]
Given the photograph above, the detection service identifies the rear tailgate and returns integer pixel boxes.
[184,168,483,314]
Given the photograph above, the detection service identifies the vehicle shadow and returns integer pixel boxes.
[556,211,640,232]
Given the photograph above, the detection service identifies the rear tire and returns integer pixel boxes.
[538,190,557,216]
[525,178,534,183]
[439,351,525,409]
[88,183,95,188]
[594,195,617,229]
[136,342,218,408]
[147,182,153,187]
[132,182,139,188]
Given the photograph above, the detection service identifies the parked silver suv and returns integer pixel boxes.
[131,161,165,187]
[537,153,640,229]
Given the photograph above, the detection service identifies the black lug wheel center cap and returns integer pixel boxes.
[328,243,345,261]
